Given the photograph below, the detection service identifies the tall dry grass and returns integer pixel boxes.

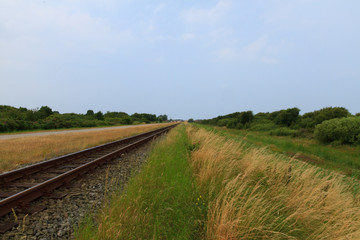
[0,124,171,173]
[187,126,360,239]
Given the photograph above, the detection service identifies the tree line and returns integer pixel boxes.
[198,107,360,145]
[0,105,168,132]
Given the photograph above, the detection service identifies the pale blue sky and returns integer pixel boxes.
[1,0,359,119]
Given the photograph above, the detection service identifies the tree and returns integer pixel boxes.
[188,118,194,123]
[271,108,300,127]
[121,116,132,125]
[239,111,254,125]
[95,111,104,120]
[157,114,168,123]
[300,107,350,129]
[86,110,95,116]
[131,113,157,123]
[37,106,53,119]
[104,111,128,118]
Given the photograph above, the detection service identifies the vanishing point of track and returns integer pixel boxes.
[0,124,177,232]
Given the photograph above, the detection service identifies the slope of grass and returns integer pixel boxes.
[200,125,360,178]
[0,123,171,173]
[75,124,205,239]
[187,125,360,239]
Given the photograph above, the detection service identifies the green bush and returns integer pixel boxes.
[269,127,298,137]
[226,119,239,129]
[239,111,254,125]
[217,118,231,127]
[300,107,350,129]
[270,108,300,127]
[250,119,278,131]
[120,116,132,125]
[314,117,360,144]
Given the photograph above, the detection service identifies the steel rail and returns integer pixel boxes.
[0,124,177,218]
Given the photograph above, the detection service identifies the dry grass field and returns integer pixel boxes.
[187,125,360,239]
[0,123,171,173]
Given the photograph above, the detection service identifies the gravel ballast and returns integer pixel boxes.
[1,137,161,239]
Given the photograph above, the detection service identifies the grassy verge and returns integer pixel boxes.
[187,125,360,239]
[199,125,360,178]
[0,123,171,173]
[75,124,205,239]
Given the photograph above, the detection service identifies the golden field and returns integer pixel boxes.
[0,123,171,173]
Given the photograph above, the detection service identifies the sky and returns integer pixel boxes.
[1,0,359,120]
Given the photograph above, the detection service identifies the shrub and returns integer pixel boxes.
[270,108,300,127]
[300,107,350,129]
[217,118,231,127]
[0,119,8,132]
[269,127,298,137]
[226,119,239,129]
[95,111,104,121]
[3,119,19,131]
[239,111,254,125]
[121,116,132,125]
[249,119,278,131]
[314,117,360,144]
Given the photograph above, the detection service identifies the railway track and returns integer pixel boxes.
[0,124,177,233]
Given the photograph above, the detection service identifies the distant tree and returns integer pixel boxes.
[239,111,254,125]
[86,110,95,116]
[157,114,168,122]
[188,118,194,123]
[271,108,300,127]
[300,107,350,129]
[7,108,23,120]
[121,116,132,125]
[95,111,104,120]
[25,111,36,121]
[226,119,239,129]
[37,106,53,119]
[131,113,157,123]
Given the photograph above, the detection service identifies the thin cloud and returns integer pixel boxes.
[153,3,167,15]
[243,36,268,57]
[180,33,196,41]
[181,0,231,23]
[216,47,237,60]
[215,36,281,64]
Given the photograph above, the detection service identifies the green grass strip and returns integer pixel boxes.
[75,124,205,240]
